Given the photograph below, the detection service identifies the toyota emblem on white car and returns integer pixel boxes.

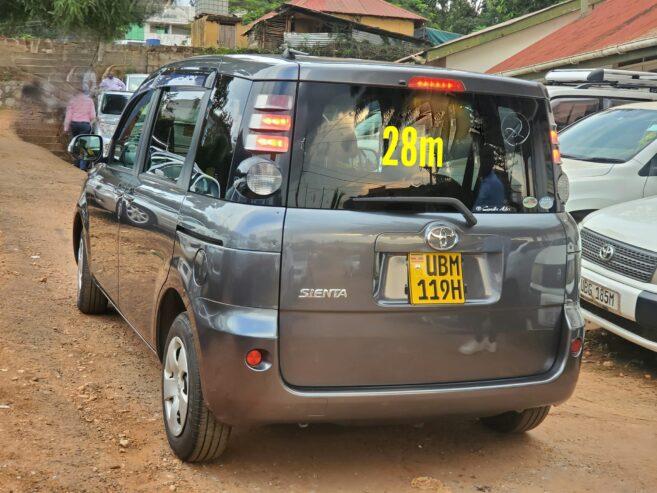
[426,226,459,251]
[599,244,615,262]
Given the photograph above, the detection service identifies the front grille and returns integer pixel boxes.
[581,228,657,283]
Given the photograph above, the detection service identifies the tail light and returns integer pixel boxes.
[408,77,465,92]
[245,134,289,153]
[550,127,562,165]
[254,94,293,111]
[250,114,292,131]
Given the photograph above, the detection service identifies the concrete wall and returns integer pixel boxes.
[0,37,200,157]
[432,10,579,74]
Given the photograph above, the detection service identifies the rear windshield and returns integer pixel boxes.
[100,93,130,115]
[559,108,657,163]
[289,82,555,213]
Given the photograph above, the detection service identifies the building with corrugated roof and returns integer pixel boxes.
[243,0,428,51]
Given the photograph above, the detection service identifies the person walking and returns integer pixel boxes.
[64,89,96,170]
[99,70,126,91]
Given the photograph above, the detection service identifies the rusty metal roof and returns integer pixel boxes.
[285,0,426,21]
[489,0,657,74]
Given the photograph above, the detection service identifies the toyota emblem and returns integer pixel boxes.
[598,244,615,262]
[426,226,459,251]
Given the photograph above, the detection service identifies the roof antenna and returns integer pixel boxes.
[282,43,308,60]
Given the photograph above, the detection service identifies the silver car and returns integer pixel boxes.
[69,55,584,462]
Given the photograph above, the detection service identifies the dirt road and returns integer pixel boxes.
[1,112,656,492]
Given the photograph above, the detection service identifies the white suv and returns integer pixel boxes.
[579,197,657,352]
[546,68,657,131]
[558,101,657,221]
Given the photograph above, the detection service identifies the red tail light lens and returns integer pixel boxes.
[550,129,559,145]
[408,77,465,92]
[250,114,292,131]
[254,94,293,111]
[550,126,562,165]
[245,134,290,153]
[570,337,583,357]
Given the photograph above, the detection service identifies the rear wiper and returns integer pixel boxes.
[350,197,477,227]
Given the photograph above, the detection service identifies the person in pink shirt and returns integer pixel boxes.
[64,89,96,170]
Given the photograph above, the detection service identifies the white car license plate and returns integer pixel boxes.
[580,277,620,313]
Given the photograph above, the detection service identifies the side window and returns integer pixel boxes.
[191,76,252,198]
[604,98,640,109]
[143,89,205,183]
[111,91,154,169]
[550,98,599,130]
[639,155,657,177]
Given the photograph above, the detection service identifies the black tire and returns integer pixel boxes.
[480,406,551,433]
[162,312,231,462]
[76,232,108,314]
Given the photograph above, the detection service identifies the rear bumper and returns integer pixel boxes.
[194,299,583,427]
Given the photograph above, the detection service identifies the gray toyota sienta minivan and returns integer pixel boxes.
[69,54,583,462]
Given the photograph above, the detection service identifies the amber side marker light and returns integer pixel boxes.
[250,114,292,131]
[245,134,290,153]
[570,338,583,357]
[408,77,465,92]
[246,349,263,367]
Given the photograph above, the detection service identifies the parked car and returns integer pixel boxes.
[69,54,584,462]
[579,197,657,353]
[93,90,133,156]
[559,101,657,222]
[125,73,149,92]
[545,68,657,131]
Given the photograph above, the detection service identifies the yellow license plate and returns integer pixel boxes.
[408,252,465,305]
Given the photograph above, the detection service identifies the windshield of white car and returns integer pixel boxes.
[559,107,657,163]
[100,93,131,115]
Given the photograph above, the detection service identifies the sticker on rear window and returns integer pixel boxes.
[539,196,554,209]
[523,196,538,209]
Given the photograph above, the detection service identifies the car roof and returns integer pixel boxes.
[154,54,549,99]
[605,100,657,111]
[547,85,657,100]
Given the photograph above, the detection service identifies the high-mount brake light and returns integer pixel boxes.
[250,114,292,131]
[408,77,465,92]
[254,94,293,111]
[245,134,290,153]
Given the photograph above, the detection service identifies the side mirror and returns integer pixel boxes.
[68,134,103,165]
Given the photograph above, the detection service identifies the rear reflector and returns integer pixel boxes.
[254,94,293,111]
[408,77,465,92]
[570,337,583,357]
[250,113,292,131]
[245,134,290,153]
[246,349,263,367]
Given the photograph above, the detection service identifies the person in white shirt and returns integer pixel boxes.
[99,70,126,91]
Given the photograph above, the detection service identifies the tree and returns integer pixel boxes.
[0,0,164,40]
[478,0,563,26]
